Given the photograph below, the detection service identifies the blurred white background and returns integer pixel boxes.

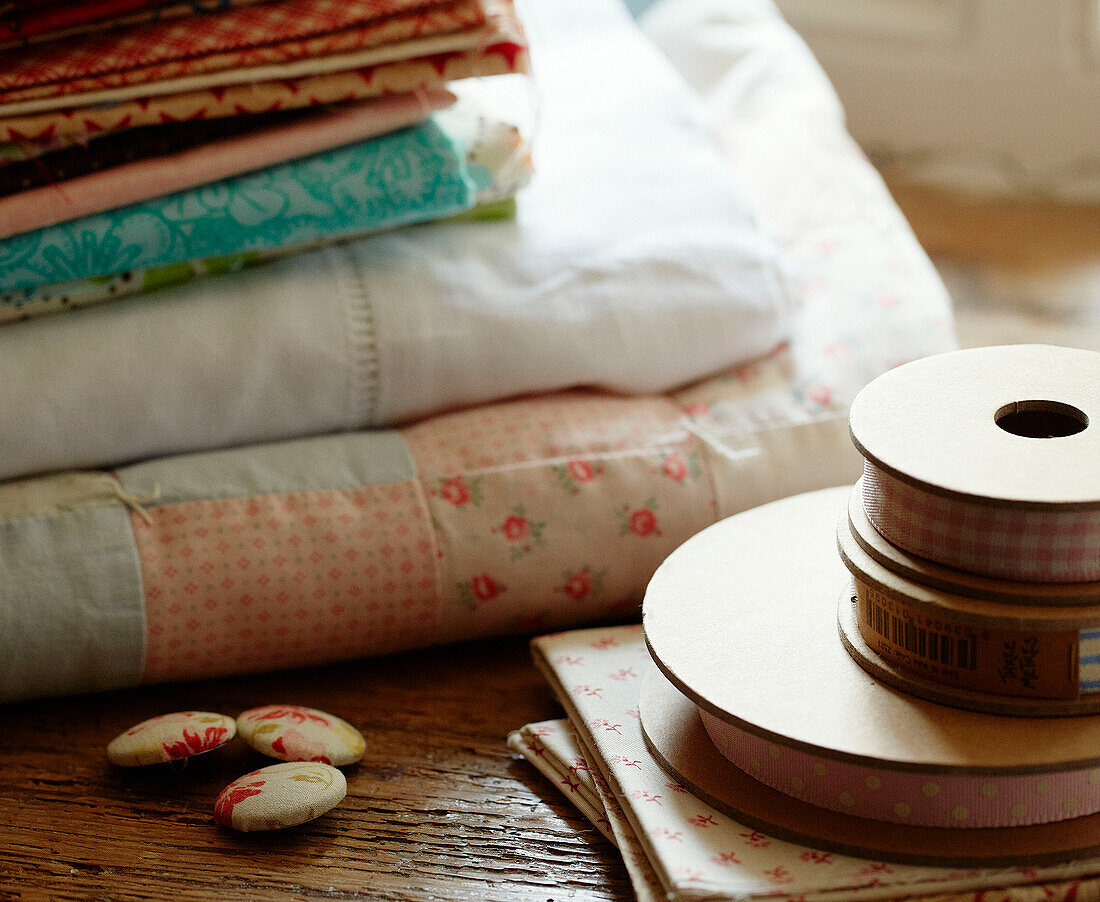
[632,0,1100,352]
[774,0,1100,201]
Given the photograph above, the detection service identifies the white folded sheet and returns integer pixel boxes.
[0,0,798,481]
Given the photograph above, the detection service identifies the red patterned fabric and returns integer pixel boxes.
[0,0,174,46]
[0,15,526,141]
[0,1,270,48]
[0,0,488,106]
[0,0,450,93]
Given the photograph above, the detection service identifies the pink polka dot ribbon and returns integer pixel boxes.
[861,463,1100,584]
[699,708,1100,828]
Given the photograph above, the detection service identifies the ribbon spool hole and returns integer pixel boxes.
[994,400,1089,439]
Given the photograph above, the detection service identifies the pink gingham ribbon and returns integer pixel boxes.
[861,462,1100,584]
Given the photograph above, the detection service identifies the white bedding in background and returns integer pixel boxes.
[639,0,957,425]
[0,0,797,482]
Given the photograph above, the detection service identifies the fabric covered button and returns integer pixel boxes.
[236,705,365,766]
[107,711,236,766]
[214,761,347,831]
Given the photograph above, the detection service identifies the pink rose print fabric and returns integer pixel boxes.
[406,392,717,643]
[526,626,1100,902]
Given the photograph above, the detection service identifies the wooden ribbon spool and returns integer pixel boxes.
[642,487,1100,865]
[848,344,1100,585]
[839,513,1100,717]
[841,345,1100,713]
[847,478,1100,607]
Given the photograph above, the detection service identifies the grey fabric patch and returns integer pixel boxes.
[118,430,416,505]
[0,472,123,525]
[0,505,145,702]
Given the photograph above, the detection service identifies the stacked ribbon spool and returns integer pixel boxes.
[840,343,1100,717]
[641,345,1100,864]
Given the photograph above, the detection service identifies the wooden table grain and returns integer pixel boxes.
[0,637,633,901]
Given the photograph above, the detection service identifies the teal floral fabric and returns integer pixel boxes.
[0,120,474,293]
[0,200,518,325]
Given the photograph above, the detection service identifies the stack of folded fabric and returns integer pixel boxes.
[0,0,531,322]
[0,0,955,704]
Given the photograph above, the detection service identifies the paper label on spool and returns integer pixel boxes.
[853,580,1081,699]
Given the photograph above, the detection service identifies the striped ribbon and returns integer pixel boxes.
[1083,629,1100,691]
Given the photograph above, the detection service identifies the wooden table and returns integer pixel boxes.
[0,636,634,901]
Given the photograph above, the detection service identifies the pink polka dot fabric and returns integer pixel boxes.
[136,483,438,682]
[701,710,1100,829]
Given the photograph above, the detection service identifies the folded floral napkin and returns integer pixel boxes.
[507,721,615,843]
[523,625,1100,901]
[510,719,666,900]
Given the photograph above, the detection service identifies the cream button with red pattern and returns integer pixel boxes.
[236,705,366,766]
[214,761,347,832]
[106,711,236,766]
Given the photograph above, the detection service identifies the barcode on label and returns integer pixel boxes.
[864,597,977,671]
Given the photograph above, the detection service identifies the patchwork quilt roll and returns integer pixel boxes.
[0,341,924,704]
